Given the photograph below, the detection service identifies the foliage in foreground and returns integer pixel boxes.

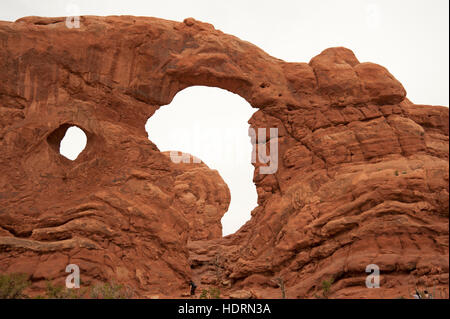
[313,277,334,299]
[199,287,221,299]
[38,281,89,299]
[90,281,134,299]
[0,273,31,299]
[0,273,134,299]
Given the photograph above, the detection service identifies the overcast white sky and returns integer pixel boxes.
[2,0,448,235]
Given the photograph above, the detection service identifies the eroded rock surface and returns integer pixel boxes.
[0,16,448,298]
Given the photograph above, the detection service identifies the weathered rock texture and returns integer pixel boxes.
[0,16,448,299]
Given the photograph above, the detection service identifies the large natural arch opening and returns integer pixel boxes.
[145,86,258,236]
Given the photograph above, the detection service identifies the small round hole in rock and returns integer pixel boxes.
[59,126,87,160]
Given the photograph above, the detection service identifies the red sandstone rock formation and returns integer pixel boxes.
[163,151,230,241]
[0,16,448,299]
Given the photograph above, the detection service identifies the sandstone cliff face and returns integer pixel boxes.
[163,151,230,241]
[0,16,448,298]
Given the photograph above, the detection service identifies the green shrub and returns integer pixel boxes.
[44,281,87,299]
[199,287,221,299]
[199,289,209,299]
[39,280,132,299]
[0,274,133,299]
[0,273,31,299]
[209,287,221,299]
[90,281,133,299]
[321,277,334,298]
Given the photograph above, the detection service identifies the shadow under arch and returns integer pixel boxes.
[145,85,258,236]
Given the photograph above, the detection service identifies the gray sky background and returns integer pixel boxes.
[1,0,448,235]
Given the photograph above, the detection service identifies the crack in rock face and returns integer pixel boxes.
[0,16,448,299]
